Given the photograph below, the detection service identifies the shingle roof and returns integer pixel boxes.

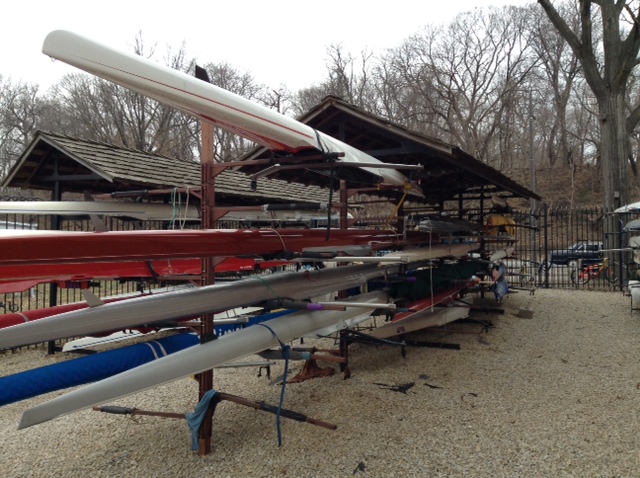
[1,131,329,205]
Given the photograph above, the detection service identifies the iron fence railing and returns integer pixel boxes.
[503,205,638,291]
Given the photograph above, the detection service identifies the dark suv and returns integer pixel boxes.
[549,241,604,268]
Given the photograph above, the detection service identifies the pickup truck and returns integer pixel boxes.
[549,241,604,268]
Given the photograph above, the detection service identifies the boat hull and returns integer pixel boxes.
[0,263,389,349]
[0,257,290,294]
[0,228,406,266]
[369,283,471,339]
[370,299,471,339]
[42,30,409,188]
[18,291,388,429]
[1,332,199,406]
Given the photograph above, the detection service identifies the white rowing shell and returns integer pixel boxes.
[42,30,410,189]
[19,290,387,429]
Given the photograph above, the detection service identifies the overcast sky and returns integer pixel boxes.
[3,0,533,92]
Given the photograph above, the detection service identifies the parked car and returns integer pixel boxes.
[549,241,604,268]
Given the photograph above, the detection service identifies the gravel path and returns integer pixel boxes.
[1,288,639,477]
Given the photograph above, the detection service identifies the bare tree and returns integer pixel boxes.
[373,38,442,136]
[292,44,380,116]
[538,0,640,208]
[533,4,582,170]
[385,7,538,168]
[292,84,331,117]
[368,53,413,123]
[259,85,294,116]
[0,76,43,174]
[196,62,272,161]
[0,31,281,170]
[513,2,585,207]
[46,35,200,161]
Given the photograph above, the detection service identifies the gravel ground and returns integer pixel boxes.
[1,287,640,477]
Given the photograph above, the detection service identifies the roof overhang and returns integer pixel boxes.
[236,96,541,205]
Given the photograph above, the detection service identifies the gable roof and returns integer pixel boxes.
[238,96,541,205]
[1,131,329,205]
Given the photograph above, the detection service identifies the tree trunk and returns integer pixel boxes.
[598,91,630,209]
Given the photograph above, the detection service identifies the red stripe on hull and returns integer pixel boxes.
[392,285,468,322]
[0,229,407,266]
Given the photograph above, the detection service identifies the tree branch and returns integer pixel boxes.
[626,103,640,132]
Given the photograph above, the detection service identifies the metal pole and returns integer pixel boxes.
[340,180,348,229]
[47,165,62,355]
[529,91,538,272]
[197,65,216,456]
[529,90,536,210]
[199,129,216,456]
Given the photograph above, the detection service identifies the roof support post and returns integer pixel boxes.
[47,159,62,355]
[198,117,216,455]
[340,180,348,229]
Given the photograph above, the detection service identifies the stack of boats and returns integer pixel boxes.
[0,30,510,438]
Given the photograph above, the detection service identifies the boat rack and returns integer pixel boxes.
[338,328,407,374]
[92,390,338,438]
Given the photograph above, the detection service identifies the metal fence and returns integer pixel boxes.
[501,205,639,291]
